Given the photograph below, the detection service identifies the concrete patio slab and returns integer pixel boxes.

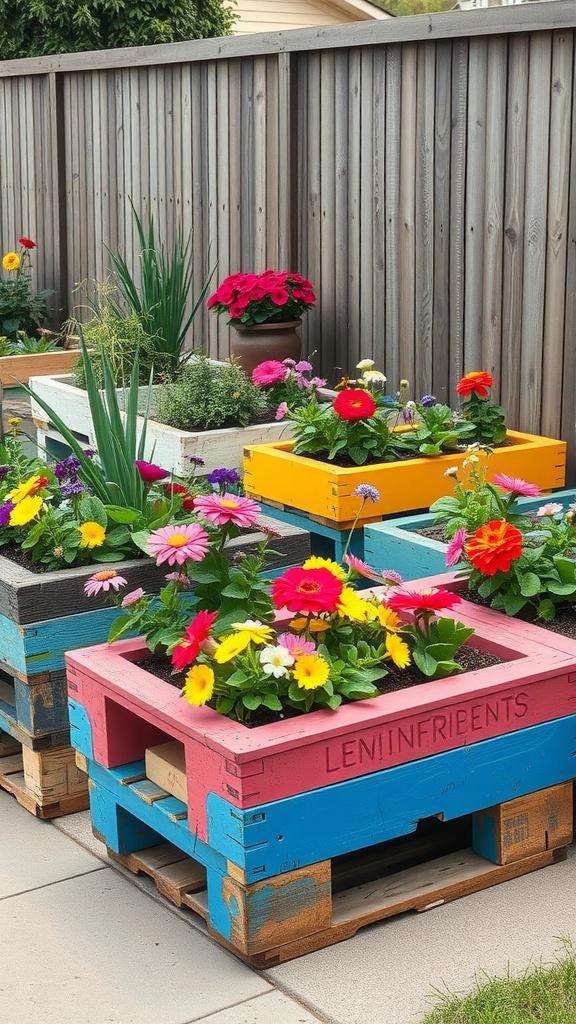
[0,867,272,1024]
[190,990,326,1023]
[0,790,103,898]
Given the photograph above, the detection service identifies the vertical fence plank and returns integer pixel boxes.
[399,43,417,387]
[464,38,488,370]
[481,36,506,390]
[384,44,401,386]
[414,42,435,398]
[449,38,468,391]
[432,40,452,405]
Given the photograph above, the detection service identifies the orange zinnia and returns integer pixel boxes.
[466,520,523,576]
[456,371,494,399]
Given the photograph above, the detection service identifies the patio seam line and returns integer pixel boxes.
[0,864,109,901]
[179,986,332,1024]
[260,974,340,1024]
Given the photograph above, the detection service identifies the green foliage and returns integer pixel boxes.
[429,453,519,540]
[394,402,476,457]
[382,0,451,14]
[0,247,53,343]
[0,331,60,356]
[154,355,265,431]
[108,204,215,374]
[289,397,394,466]
[459,390,507,447]
[1,0,236,60]
[72,306,165,388]
[405,617,474,680]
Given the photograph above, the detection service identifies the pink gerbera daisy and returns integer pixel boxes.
[344,552,403,586]
[84,569,128,597]
[146,523,210,566]
[193,493,261,528]
[277,632,317,657]
[492,473,540,497]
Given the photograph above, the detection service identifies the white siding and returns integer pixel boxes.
[227,0,372,35]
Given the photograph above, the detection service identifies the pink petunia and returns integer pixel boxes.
[445,527,468,567]
[146,523,210,566]
[275,402,288,421]
[252,360,288,386]
[492,473,540,497]
[84,570,128,597]
[193,493,261,529]
[536,503,564,518]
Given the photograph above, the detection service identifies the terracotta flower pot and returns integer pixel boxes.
[229,320,302,377]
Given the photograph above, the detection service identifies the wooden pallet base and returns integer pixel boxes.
[102,813,569,968]
[0,731,89,819]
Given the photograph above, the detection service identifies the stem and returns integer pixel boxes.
[341,497,366,564]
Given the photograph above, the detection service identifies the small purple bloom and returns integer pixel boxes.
[354,484,380,503]
[54,454,81,480]
[294,360,313,373]
[381,569,404,586]
[283,358,296,367]
[60,480,86,498]
[189,455,205,468]
[0,465,10,481]
[206,468,241,487]
[420,395,437,408]
[0,501,15,527]
[310,377,327,389]
[83,448,95,458]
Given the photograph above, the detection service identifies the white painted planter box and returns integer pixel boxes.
[29,373,293,476]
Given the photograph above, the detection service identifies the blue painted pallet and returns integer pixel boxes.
[364,488,576,578]
[0,666,70,748]
[255,501,365,563]
[81,711,576,884]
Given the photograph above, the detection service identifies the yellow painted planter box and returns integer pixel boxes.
[243,430,567,525]
[0,350,81,388]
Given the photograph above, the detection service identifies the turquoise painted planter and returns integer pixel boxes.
[363,488,576,579]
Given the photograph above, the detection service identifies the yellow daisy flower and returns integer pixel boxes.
[9,495,43,527]
[2,252,20,272]
[292,654,330,690]
[302,555,347,581]
[230,620,275,644]
[377,606,403,633]
[8,474,43,504]
[337,587,378,623]
[385,632,411,669]
[182,664,214,707]
[214,632,253,663]
[79,521,106,549]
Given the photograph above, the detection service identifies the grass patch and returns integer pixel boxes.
[422,945,576,1023]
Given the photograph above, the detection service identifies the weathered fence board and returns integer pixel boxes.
[1,5,576,461]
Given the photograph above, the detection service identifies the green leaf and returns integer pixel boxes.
[242,694,262,711]
[79,494,108,527]
[502,591,528,616]
[261,694,283,711]
[519,572,541,597]
[412,649,438,677]
[107,614,133,642]
[105,505,141,525]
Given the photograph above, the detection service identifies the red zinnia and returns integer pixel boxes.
[466,520,523,576]
[455,371,494,399]
[386,588,462,615]
[272,566,343,615]
[333,388,377,421]
[171,610,218,671]
[165,482,196,511]
[19,237,36,249]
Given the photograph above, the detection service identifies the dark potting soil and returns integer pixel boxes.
[135,642,503,728]
[0,542,53,573]
[461,586,576,641]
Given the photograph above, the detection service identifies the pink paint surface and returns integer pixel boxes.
[66,595,576,843]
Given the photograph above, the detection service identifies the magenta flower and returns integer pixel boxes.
[121,587,145,607]
[277,632,317,657]
[135,460,169,484]
[146,523,210,566]
[492,473,540,497]
[252,360,288,386]
[193,493,261,528]
[446,527,467,567]
[275,402,288,421]
[84,570,128,597]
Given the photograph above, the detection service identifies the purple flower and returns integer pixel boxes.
[294,360,313,373]
[420,395,437,407]
[310,377,327,389]
[83,448,95,458]
[283,358,296,367]
[0,501,15,526]
[60,480,87,498]
[206,468,241,487]
[0,465,10,481]
[54,454,81,480]
[354,484,380,503]
[189,455,205,468]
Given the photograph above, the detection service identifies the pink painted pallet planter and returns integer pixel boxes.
[66,595,576,844]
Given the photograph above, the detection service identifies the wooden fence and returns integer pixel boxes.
[1,2,575,467]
